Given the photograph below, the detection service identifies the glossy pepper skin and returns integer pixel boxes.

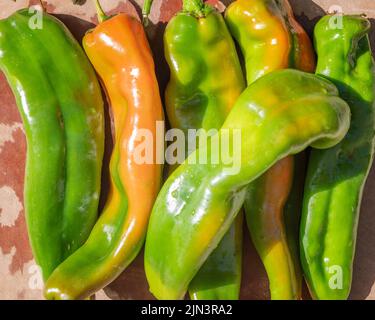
[162,0,245,300]
[145,69,351,300]
[188,214,243,299]
[300,15,375,300]
[225,0,315,84]
[225,0,315,299]
[0,9,104,280]
[45,12,164,300]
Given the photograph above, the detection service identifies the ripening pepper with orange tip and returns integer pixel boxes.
[44,0,164,300]
[225,0,315,300]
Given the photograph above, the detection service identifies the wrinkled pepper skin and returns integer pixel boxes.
[163,0,245,300]
[300,15,375,300]
[165,1,245,148]
[225,0,315,299]
[145,69,351,300]
[45,13,164,300]
[225,0,315,84]
[0,10,104,280]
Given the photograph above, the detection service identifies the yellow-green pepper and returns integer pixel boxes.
[157,0,246,300]
[144,69,351,300]
[225,0,315,299]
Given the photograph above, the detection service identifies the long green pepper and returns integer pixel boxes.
[160,0,246,300]
[0,9,104,280]
[145,69,351,300]
[300,15,375,300]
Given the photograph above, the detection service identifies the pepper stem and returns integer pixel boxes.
[93,0,109,23]
[182,0,211,17]
[142,0,153,26]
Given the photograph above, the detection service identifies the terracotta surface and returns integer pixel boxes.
[0,0,375,300]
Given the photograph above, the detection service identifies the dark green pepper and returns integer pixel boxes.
[0,9,104,280]
[300,15,375,300]
[145,69,351,300]
[188,214,243,300]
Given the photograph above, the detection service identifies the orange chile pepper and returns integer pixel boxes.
[45,2,164,300]
[225,0,315,299]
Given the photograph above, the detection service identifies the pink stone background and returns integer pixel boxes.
[1,0,375,300]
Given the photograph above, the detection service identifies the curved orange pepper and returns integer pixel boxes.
[45,11,164,300]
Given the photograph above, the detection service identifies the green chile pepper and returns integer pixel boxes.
[300,15,375,300]
[144,69,351,300]
[0,9,104,280]
[159,0,245,300]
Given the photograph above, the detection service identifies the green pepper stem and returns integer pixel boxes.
[142,0,153,26]
[182,0,205,14]
[93,0,109,23]
[182,0,211,17]
[142,0,209,24]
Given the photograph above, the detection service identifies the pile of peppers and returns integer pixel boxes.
[0,0,374,300]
